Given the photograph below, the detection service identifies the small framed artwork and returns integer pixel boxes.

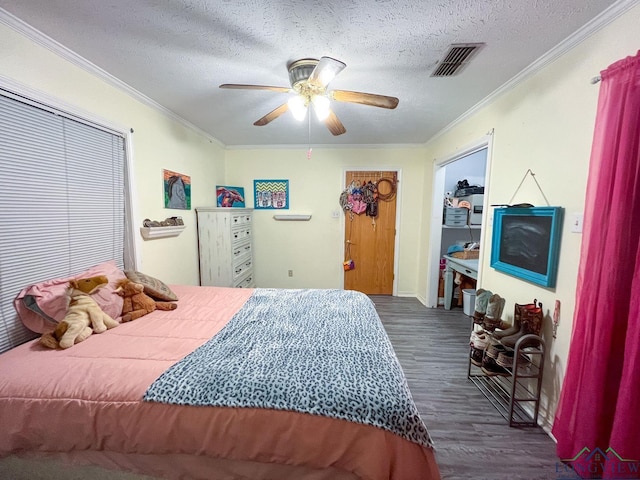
[163,169,191,210]
[216,186,246,208]
[254,179,289,210]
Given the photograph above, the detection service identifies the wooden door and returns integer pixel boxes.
[343,171,397,295]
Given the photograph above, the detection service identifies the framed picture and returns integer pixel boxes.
[254,179,289,210]
[163,169,191,210]
[490,206,564,288]
[216,186,246,208]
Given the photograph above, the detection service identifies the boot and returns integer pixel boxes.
[493,300,534,339]
[472,289,492,325]
[483,294,507,331]
[500,301,544,348]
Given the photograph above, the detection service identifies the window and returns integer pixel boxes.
[0,91,130,351]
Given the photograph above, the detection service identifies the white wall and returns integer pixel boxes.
[0,21,226,285]
[418,3,640,430]
[224,147,428,295]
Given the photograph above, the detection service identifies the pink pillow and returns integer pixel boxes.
[14,261,126,334]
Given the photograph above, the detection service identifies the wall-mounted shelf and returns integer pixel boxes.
[273,214,312,221]
[442,225,482,229]
[140,225,186,240]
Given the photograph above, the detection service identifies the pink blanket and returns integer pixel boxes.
[0,285,440,480]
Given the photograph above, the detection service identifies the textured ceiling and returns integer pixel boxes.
[0,1,620,146]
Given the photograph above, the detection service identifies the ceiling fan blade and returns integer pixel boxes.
[253,103,289,126]
[220,84,291,93]
[331,90,399,109]
[324,109,346,136]
[308,57,346,87]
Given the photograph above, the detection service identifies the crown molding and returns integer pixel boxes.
[0,8,225,148]
[225,142,426,150]
[425,0,638,147]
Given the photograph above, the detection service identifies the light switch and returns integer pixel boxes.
[571,213,583,233]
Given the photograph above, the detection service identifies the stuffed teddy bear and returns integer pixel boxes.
[116,278,177,322]
[39,275,119,349]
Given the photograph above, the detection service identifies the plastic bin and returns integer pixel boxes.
[462,289,476,316]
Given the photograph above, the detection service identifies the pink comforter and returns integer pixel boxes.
[0,285,440,480]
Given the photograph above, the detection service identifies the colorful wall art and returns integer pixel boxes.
[163,169,191,210]
[254,179,289,210]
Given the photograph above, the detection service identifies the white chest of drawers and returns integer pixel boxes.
[195,207,255,288]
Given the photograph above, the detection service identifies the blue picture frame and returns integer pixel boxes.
[490,206,564,288]
[253,179,289,210]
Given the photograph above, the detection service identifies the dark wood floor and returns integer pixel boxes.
[371,295,559,480]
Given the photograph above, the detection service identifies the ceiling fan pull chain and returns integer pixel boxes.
[307,111,313,160]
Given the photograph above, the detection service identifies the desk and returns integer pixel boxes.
[443,255,479,310]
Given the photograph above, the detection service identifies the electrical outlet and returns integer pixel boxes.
[288,270,293,277]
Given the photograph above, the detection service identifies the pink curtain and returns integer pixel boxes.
[552,50,640,478]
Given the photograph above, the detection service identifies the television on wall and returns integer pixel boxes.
[490,206,564,288]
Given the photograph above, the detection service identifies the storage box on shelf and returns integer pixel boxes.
[468,325,545,428]
[443,207,468,227]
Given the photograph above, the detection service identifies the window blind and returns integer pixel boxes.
[0,93,126,352]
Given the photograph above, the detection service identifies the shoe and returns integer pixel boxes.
[473,289,492,324]
[500,302,544,348]
[496,350,532,374]
[470,346,484,366]
[470,330,489,367]
[492,322,519,339]
[485,342,507,360]
[471,331,490,350]
[483,294,507,331]
[481,354,510,376]
[496,350,514,369]
[522,302,544,337]
[493,300,535,339]
[469,328,484,344]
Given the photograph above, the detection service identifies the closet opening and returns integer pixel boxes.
[426,136,492,309]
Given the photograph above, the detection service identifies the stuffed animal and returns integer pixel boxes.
[116,278,177,322]
[39,275,119,349]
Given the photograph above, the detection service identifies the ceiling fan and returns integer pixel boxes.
[219,56,399,136]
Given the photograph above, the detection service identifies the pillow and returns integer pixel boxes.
[14,261,126,334]
[124,270,178,302]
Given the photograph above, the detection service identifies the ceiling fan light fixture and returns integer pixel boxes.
[221,55,393,136]
[288,59,319,88]
[288,95,307,121]
[311,95,330,121]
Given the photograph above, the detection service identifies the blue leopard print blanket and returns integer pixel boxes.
[143,288,433,447]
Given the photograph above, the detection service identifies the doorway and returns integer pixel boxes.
[343,170,398,295]
[426,136,492,307]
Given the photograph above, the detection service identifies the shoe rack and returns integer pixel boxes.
[467,323,545,428]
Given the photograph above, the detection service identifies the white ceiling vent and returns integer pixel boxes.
[431,43,484,77]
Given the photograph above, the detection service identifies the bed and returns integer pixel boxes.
[0,266,441,480]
